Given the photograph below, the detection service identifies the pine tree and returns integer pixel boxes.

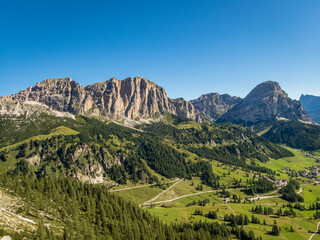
[271,225,281,236]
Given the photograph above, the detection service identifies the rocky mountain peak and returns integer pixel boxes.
[218,81,312,125]
[1,77,86,115]
[190,92,241,121]
[244,81,287,104]
[0,76,204,122]
[84,76,174,120]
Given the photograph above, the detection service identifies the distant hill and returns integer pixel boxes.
[300,94,320,124]
[309,110,320,124]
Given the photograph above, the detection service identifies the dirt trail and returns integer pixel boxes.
[227,203,236,216]
[150,185,303,205]
[142,179,183,206]
[309,221,320,240]
[248,187,302,201]
[143,188,245,205]
[110,178,179,192]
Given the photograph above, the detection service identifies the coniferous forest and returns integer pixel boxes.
[0,170,261,240]
[0,113,319,240]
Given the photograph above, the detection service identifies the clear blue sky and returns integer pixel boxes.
[1,0,320,100]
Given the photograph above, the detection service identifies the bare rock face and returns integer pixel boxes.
[218,81,312,125]
[172,97,207,122]
[1,78,86,115]
[0,99,75,119]
[190,93,241,121]
[84,77,177,119]
[0,76,203,122]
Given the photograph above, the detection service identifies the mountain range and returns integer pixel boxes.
[0,77,313,125]
[1,76,309,184]
[0,77,204,123]
[1,76,320,240]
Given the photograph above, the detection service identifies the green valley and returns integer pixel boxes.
[1,112,320,239]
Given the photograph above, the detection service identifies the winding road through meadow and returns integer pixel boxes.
[142,179,183,206]
[109,178,180,192]
[110,175,320,239]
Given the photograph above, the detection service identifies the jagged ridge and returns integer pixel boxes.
[0,77,205,122]
[191,93,241,121]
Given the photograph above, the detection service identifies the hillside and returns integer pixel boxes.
[0,112,319,240]
[3,111,318,240]
[1,173,248,240]
[0,112,295,186]
[0,111,294,239]
[261,120,320,151]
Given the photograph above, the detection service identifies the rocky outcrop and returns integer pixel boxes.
[0,99,75,119]
[1,78,86,115]
[172,97,205,121]
[84,77,176,119]
[190,93,241,121]
[82,77,205,121]
[218,81,312,125]
[0,77,204,122]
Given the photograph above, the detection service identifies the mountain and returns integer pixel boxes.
[300,94,320,113]
[1,78,314,126]
[0,78,312,240]
[300,94,320,124]
[309,110,320,124]
[190,93,241,121]
[0,77,204,122]
[218,81,312,125]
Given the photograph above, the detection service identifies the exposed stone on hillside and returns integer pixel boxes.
[1,78,86,115]
[190,93,241,121]
[0,99,75,119]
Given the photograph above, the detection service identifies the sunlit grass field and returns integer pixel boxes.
[113,146,320,240]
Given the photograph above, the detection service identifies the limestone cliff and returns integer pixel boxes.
[190,93,241,121]
[0,77,203,122]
